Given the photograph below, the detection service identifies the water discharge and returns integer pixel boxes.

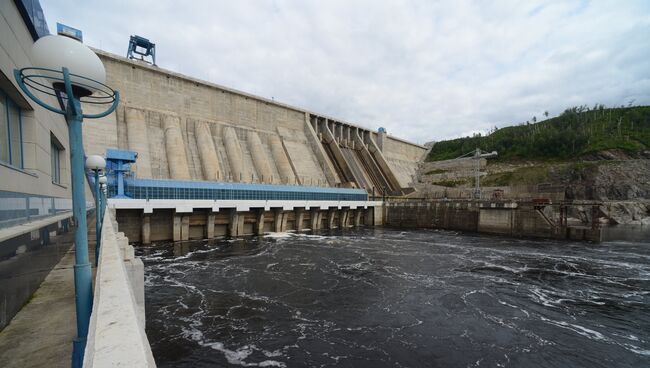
[140,228,650,367]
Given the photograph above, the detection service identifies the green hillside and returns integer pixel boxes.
[427,106,650,162]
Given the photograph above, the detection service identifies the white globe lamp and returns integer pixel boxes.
[85,155,106,171]
[31,35,106,97]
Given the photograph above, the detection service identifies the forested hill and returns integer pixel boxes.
[427,106,650,162]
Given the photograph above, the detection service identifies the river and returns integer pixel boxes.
[139,228,650,367]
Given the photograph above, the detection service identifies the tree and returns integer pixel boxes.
[544,111,549,118]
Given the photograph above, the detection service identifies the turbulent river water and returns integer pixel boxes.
[140,228,650,367]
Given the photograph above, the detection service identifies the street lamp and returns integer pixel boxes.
[98,175,108,241]
[14,34,119,367]
[86,155,106,267]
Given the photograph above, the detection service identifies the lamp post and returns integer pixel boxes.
[14,35,119,367]
[99,175,108,224]
[86,155,106,266]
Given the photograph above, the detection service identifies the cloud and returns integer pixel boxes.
[41,0,650,144]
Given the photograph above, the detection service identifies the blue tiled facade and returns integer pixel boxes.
[109,178,368,201]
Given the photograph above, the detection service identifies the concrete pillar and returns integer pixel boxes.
[339,210,349,228]
[377,130,386,152]
[269,135,296,184]
[207,213,215,239]
[295,208,305,232]
[310,209,320,230]
[126,108,152,178]
[181,215,190,241]
[228,209,239,237]
[141,213,151,244]
[248,131,273,183]
[354,210,362,227]
[281,212,289,232]
[164,115,191,180]
[196,121,221,181]
[223,127,247,182]
[238,214,245,235]
[255,209,265,235]
[273,210,283,232]
[346,126,351,147]
[173,214,181,241]
[327,209,336,229]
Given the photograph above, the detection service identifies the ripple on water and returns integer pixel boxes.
[142,228,650,368]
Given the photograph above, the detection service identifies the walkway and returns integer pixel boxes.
[0,217,96,367]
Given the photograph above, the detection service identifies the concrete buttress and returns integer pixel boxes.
[163,116,192,180]
[247,131,273,183]
[125,108,153,178]
[223,127,246,182]
[269,134,296,184]
[195,121,221,181]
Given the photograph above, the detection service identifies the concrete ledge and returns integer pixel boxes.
[109,199,383,213]
[83,210,155,367]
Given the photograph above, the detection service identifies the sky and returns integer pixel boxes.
[40,0,650,144]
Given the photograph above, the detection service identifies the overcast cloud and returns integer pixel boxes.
[41,0,650,143]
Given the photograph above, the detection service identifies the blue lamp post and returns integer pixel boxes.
[14,34,119,367]
[86,155,106,266]
[99,175,108,224]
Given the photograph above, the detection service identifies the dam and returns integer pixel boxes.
[78,49,426,243]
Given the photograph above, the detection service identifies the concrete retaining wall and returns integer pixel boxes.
[385,201,601,241]
[83,210,155,367]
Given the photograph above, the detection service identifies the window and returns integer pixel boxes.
[0,90,23,168]
[51,135,63,184]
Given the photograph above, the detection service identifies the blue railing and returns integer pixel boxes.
[108,178,368,201]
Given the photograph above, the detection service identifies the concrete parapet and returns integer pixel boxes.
[84,210,155,367]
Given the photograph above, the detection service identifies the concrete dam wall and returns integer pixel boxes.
[83,50,426,194]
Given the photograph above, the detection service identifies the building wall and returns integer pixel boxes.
[0,0,77,331]
[0,1,71,200]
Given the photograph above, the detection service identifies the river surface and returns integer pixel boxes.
[140,228,650,367]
